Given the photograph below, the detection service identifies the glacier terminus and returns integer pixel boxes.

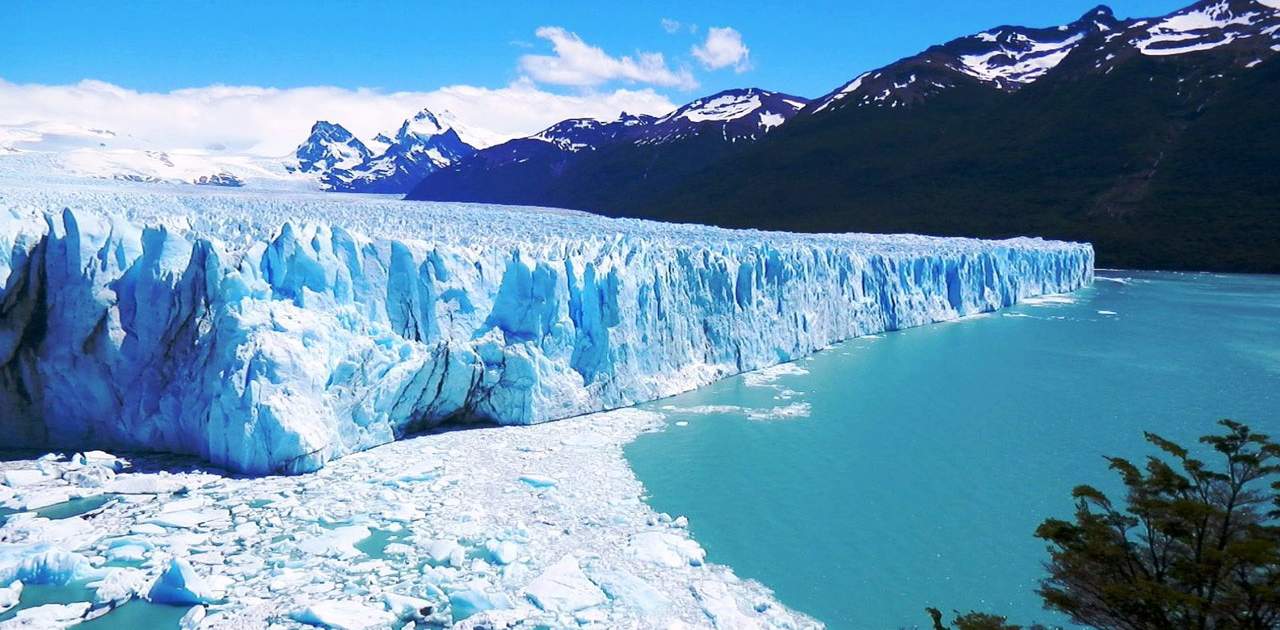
[0,183,1093,475]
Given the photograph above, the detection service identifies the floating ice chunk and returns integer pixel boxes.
[62,465,115,488]
[392,462,440,483]
[745,402,811,421]
[0,544,102,585]
[675,421,689,427]
[518,474,557,489]
[129,523,169,536]
[160,497,207,513]
[383,592,435,621]
[12,489,73,511]
[1020,294,1076,306]
[179,605,206,630]
[422,539,465,567]
[524,555,607,613]
[147,558,219,605]
[5,602,91,627]
[105,542,149,563]
[298,525,371,558]
[107,476,188,495]
[693,580,762,629]
[3,470,49,488]
[290,600,396,629]
[381,506,423,523]
[0,579,22,613]
[588,569,671,615]
[1097,310,1118,316]
[75,451,125,472]
[147,509,229,529]
[664,405,745,415]
[90,567,149,603]
[742,363,809,387]
[483,539,521,565]
[448,588,515,622]
[629,532,706,568]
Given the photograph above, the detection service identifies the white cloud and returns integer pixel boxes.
[661,18,696,34]
[691,27,752,72]
[519,26,697,90]
[0,77,677,156]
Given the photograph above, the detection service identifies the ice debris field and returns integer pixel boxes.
[0,183,1094,475]
[1,408,825,629]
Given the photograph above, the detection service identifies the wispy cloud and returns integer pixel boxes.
[692,27,752,73]
[661,18,697,34]
[519,26,697,90]
[0,78,677,156]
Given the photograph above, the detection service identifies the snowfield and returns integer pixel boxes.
[0,181,1093,474]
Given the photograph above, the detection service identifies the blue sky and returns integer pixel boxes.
[0,1,1192,154]
[4,0,1189,97]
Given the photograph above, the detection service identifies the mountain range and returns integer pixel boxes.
[3,0,1275,271]
[404,0,1280,272]
[291,109,483,193]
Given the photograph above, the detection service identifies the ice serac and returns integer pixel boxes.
[0,187,1093,474]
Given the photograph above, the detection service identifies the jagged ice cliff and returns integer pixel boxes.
[0,184,1093,474]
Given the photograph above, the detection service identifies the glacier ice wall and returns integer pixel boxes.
[0,185,1093,474]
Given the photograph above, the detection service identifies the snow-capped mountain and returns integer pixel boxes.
[522,88,808,151]
[611,0,1280,274]
[406,88,808,207]
[812,6,1125,112]
[291,121,372,173]
[301,109,480,194]
[812,0,1280,113]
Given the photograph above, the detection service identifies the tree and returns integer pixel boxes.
[1035,420,1280,629]
[926,607,1040,629]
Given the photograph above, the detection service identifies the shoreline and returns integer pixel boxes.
[0,408,822,629]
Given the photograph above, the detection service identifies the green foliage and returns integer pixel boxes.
[1035,420,1280,629]
[926,607,1045,630]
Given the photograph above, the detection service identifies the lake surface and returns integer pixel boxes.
[626,271,1280,629]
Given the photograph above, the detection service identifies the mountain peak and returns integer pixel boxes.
[1083,4,1115,19]
[399,109,450,140]
[666,88,808,126]
[294,121,370,173]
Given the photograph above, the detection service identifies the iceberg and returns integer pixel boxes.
[0,184,1092,474]
[147,558,219,605]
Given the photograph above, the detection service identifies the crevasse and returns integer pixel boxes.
[0,187,1093,474]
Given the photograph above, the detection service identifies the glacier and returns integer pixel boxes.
[0,182,1093,474]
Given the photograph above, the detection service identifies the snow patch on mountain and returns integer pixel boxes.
[957,32,1085,83]
[1135,0,1277,56]
[672,93,764,123]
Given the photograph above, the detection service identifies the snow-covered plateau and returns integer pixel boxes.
[0,180,1093,475]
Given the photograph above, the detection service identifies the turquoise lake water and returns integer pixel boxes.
[626,271,1280,629]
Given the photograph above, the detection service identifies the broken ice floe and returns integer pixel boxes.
[0,409,821,629]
